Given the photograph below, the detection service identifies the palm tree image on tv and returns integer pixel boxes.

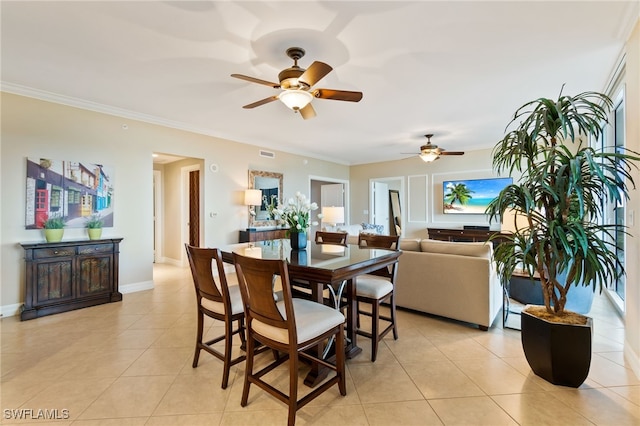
[444,182,474,211]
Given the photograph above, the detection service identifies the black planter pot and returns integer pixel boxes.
[521,305,593,388]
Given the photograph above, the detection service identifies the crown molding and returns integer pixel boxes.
[0,81,213,135]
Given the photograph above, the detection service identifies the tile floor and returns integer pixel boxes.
[1,263,639,425]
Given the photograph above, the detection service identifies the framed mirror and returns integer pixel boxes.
[389,189,402,236]
[249,170,283,227]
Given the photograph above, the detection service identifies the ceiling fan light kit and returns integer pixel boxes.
[279,90,313,110]
[231,46,363,119]
[403,134,465,162]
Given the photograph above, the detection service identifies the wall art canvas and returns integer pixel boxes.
[25,158,114,229]
[443,177,512,214]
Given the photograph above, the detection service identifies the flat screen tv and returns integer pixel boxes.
[443,177,513,214]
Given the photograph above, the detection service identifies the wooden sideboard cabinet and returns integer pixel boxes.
[20,238,123,320]
[239,228,287,243]
[427,227,505,245]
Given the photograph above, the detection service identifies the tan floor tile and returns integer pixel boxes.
[297,404,370,425]
[121,347,191,376]
[403,360,485,399]
[348,363,423,404]
[363,400,443,425]
[430,335,500,361]
[454,357,547,395]
[78,376,175,419]
[492,392,593,425]
[609,385,640,406]
[107,328,165,350]
[21,377,115,422]
[152,374,231,415]
[220,408,289,425]
[552,387,640,425]
[429,396,518,425]
[145,413,224,425]
[587,354,640,387]
[68,417,149,425]
[64,349,145,380]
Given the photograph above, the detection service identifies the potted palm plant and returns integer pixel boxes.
[42,215,66,242]
[486,87,639,387]
[85,214,104,240]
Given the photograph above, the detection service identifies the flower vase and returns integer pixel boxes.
[290,232,308,250]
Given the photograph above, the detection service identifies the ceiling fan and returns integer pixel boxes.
[403,134,465,162]
[231,47,363,120]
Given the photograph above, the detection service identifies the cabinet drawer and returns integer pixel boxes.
[33,247,76,259]
[78,244,113,255]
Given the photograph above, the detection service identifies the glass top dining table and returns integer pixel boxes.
[220,238,402,386]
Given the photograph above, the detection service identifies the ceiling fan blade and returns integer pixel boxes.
[298,61,332,87]
[299,103,316,120]
[231,73,280,88]
[314,88,363,102]
[439,151,465,156]
[242,96,279,109]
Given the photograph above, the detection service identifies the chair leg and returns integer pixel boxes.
[288,348,299,426]
[336,324,346,396]
[238,317,247,349]
[241,335,254,407]
[390,294,398,340]
[371,301,380,362]
[192,310,204,368]
[221,317,234,389]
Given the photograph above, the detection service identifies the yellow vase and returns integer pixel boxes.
[87,228,103,240]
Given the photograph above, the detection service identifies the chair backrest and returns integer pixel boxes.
[233,253,297,338]
[315,231,348,246]
[357,234,400,279]
[358,233,400,250]
[185,245,228,304]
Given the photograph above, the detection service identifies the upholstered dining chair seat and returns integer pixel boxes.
[356,275,393,299]
[201,285,244,316]
[253,298,345,344]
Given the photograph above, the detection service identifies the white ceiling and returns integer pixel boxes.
[2,1,638,165]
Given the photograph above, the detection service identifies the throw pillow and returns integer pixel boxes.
[361,222,383,234]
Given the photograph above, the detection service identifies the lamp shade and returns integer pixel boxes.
[244,189,262,206]
[322,206,345,225]
[279,90,313,110]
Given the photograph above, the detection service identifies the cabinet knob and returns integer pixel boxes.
[54,251,59,254]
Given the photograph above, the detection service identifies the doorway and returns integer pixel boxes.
[369,177,404,236]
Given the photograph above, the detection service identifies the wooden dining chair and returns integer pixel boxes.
[233,252,346,426]
[185,244,247,389]
[355,233,400,362]
[315,231,348,246]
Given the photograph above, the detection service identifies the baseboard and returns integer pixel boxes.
[1,303,23,318]
[120,280,154,294]
[157,257,183,267]
[624,342,640,379]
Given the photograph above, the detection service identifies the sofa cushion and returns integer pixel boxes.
[399,238,421,252]
[419,239,491,258]
[361,222,383,234]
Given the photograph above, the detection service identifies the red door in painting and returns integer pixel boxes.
[35,189,48,227]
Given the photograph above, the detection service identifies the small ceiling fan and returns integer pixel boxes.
[231,47,363,120]
[403,134,465,162]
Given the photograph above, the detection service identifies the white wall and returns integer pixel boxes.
[0,93,349,314]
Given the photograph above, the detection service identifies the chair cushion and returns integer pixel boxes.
[252,299,345,345]
[201,284,244,316]
[356,274,393,299]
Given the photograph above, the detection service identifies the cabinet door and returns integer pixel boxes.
[36,259,74,303]
[78,255,112,296]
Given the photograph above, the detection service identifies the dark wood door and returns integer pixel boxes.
[189,170,200,247]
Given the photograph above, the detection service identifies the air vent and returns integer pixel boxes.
[259,150,275,159]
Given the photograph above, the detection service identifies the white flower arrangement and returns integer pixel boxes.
[274,192,320,235]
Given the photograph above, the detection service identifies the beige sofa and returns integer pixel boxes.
[394,238,502,330]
